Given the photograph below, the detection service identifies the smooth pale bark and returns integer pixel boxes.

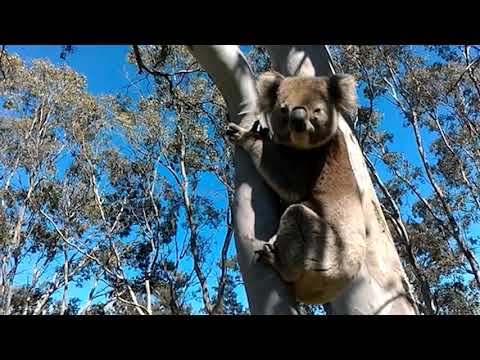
[189,45,417,315]
[188,46,298,314]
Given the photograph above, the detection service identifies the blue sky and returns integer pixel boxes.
[5,45,479,313]
[8,45,135,95]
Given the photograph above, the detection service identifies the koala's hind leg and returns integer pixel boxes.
[257,203,337,283]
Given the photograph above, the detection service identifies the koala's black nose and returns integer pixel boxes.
[290,107,307,132]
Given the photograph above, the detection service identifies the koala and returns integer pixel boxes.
[227,72,367,304]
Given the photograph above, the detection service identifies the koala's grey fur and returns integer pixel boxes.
[227,72,366,304]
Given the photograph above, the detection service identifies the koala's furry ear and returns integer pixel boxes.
[328,74,357,116]
[257,71,285,112]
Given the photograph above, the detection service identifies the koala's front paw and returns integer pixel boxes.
[226,122,249,145]
[255,242,277,267]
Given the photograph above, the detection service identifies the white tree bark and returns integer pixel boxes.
[188,45,298,314]
[189,45,418,315]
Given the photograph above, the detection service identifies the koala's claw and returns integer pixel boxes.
[226,122,247,144]
[255,243,277,266]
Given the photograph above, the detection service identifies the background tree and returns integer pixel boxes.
[0,47,244,315]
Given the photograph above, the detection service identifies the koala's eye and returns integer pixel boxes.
[314,108,324,116]
[280,105,289,114]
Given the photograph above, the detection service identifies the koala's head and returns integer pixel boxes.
[257,72,357,149]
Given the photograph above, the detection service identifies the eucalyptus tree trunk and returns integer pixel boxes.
[189,45,418,315]
[188,46,297,314]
